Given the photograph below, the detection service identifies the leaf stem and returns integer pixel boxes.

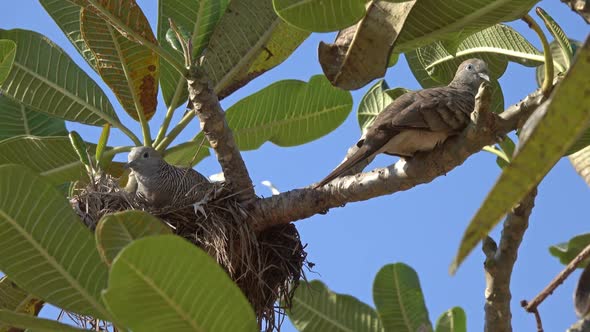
[155,111,196,151]
[153,80,186,146]
[86,0,186,76]
[483,145,510,163]
[522,14,554,96]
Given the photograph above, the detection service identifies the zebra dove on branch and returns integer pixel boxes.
[124,147,212,209]
[316,58,490,187]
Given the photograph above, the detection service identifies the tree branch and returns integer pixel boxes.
[483,187,538,332]
[560,0,590,24]
[187,66,256,203]
[249,86,545,231]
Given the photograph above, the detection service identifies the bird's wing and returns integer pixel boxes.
[379,87,475,133]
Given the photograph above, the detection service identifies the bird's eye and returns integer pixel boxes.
[466,64,474,70]
[143,152,149,158]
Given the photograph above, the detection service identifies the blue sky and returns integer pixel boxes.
[1,1,589,331]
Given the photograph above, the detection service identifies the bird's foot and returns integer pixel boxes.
[192,192,211,218]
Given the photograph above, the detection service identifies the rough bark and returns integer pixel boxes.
[483,188,538,332]
[186,66,256,204]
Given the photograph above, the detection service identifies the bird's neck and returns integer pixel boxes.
[448,81,477,94]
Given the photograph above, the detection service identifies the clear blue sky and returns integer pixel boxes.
[1,1,589,331]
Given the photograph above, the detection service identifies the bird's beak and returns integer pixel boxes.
[479,73,490,82]
[123,161,135,169]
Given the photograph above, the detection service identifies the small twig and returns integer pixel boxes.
[522,243,590,313]
[522,14,554,96]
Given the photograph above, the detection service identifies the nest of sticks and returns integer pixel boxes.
[69,173,307,331]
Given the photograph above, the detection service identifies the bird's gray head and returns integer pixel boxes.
[124,147,163,174]
[449,58,490,92]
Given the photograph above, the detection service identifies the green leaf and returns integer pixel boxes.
[80,7,158,122]
[39,0,97,71]
[95,124,110,167]
[287,280,384,332]
[273,0,366,32]
[407,24,538,113]
[357,80,409,134]
[407,24,543,87]
[451,36,590,274]
[165,25,191,53]
[158,0,230,109]
[0,309,90,332]
[0,40,16,85]
[163,138,211,167]
[0,277,43,332]
[95,210,171,265]
[69,131,91,168]
[226,75,352,149]
[536,40,582,88]
[549,233,590,267]
[373,263,432,332]
[435,307,466,332]
[536,7,574,69]
[0,136,88,185]
[102,235,257,332]
[393,0,539,53]
[0,96,67,140]
[203,0,310,98]
[0,165,110,319]
[0,29,118,126]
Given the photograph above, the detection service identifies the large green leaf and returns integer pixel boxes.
[273,0,366,32]
[406,24,542,89]
[0,165,110,319]
[393,0,539,53]
[0,96,67,140]
[357,80,409,134]
[0,29,118,126]
[102,235,257,332]
[288,280,384,332]
[451,36,590,273]
[80,7,158,121]
[0,309,89,332]
[226,75,352,149]
[0,277,43,332]
[203,0,310,98]
[435,307,466,332]
[0,40,16,85]
[95,210,171,265]
[549,233,590,267]
[0,136,88,185]
[373,263,432,332]
[39,0,97,70]
[158,0,229,109]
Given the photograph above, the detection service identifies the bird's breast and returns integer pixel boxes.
[377,130,450,157]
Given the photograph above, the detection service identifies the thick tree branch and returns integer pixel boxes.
[561,0,590,23]
[187,66,256,203]
[483,187,538,332]
[249,86,545,231]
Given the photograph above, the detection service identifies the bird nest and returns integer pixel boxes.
[69,173,307,331]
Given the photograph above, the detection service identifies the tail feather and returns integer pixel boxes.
[315,146,374,188]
